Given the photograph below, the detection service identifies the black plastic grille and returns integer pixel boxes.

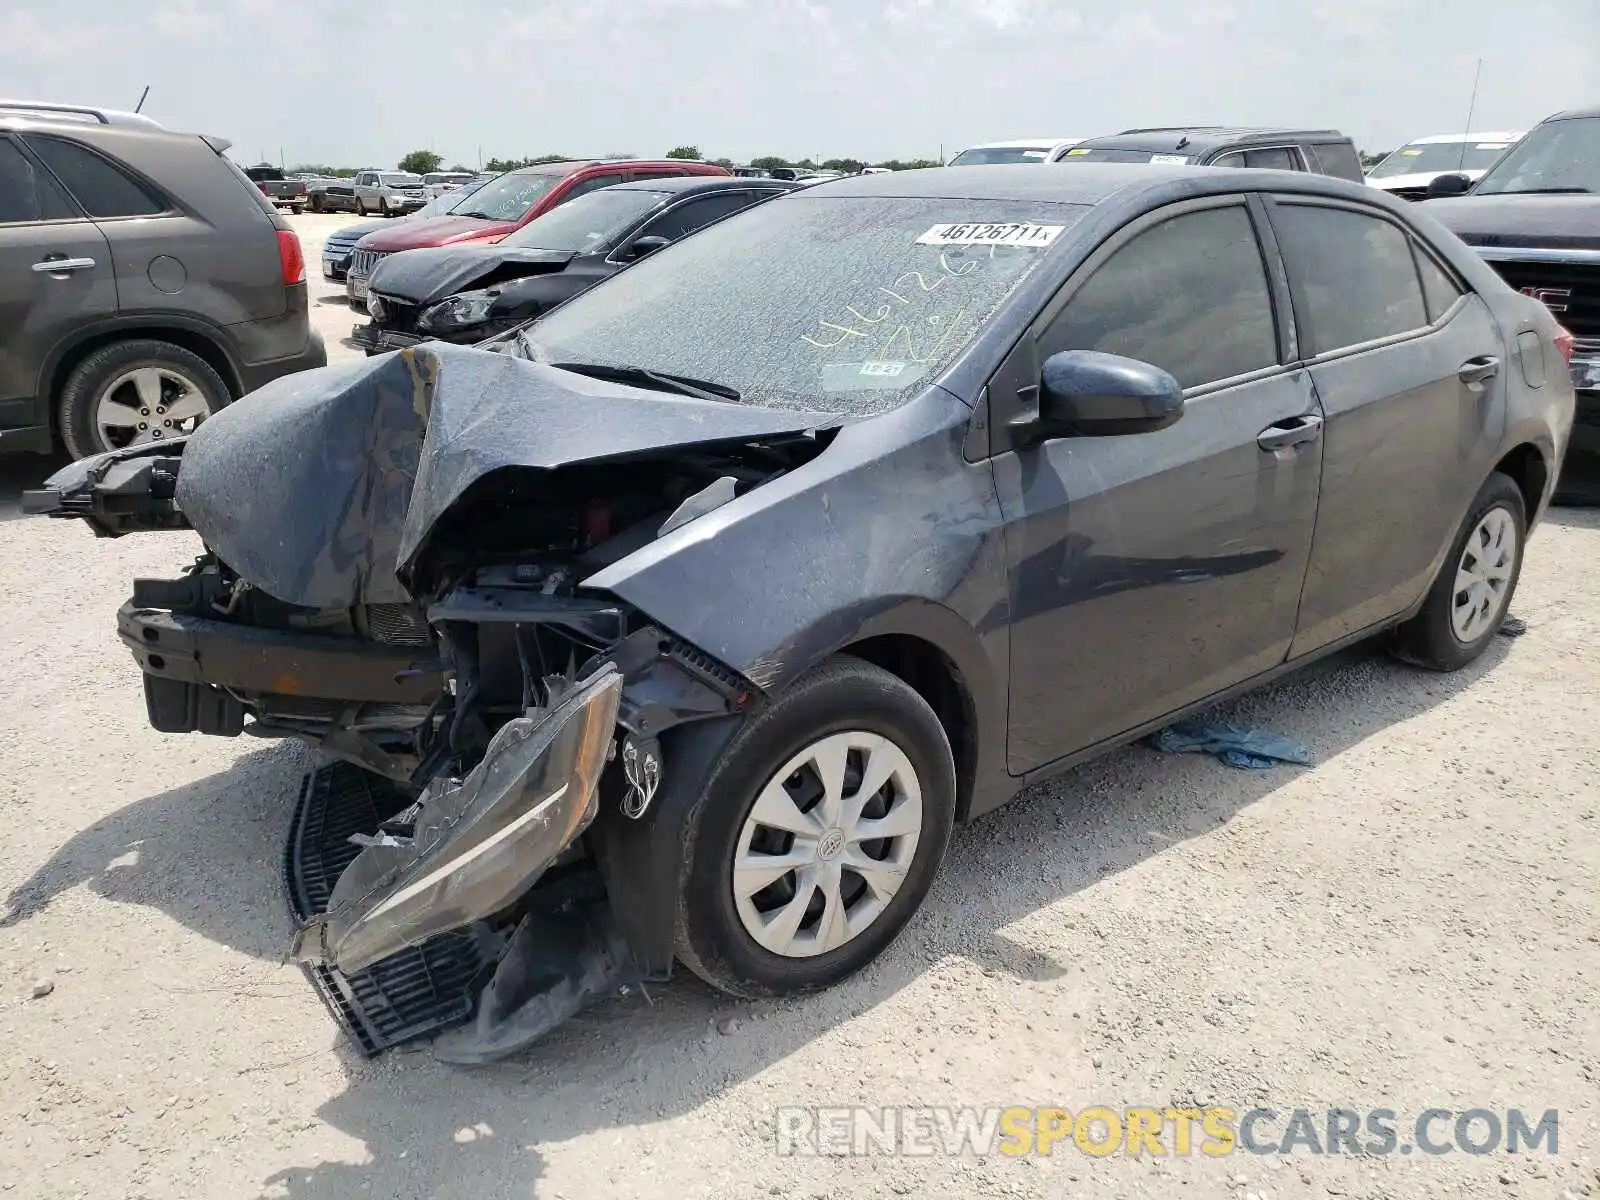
[1484,259,1598,338]
[284,764,492,1056]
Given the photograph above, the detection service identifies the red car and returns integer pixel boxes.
[344,158,729,302]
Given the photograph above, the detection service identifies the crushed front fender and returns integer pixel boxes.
[291,665,621,975]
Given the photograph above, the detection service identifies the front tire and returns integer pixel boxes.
[675,656,956,999]
[57,339,229,461]
[1390,471,1525,671]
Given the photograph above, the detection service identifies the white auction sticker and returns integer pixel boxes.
[916,222,1064,247]
[1149,154,1190,164]
[858,361,908,378]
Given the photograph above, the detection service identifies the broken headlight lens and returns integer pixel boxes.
[420,287,501,333]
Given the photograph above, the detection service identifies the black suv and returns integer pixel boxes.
[1056,126,1366,181]
[1421,103,1599,502]
[0,100,326,460]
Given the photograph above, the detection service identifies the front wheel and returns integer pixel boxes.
[675,656,956,999]
[1390,471,1526,671]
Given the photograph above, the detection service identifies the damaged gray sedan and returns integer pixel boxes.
[27,165,1572,1061]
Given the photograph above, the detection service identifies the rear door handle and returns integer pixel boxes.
[31,256,97,274]
[1458,355,1500,386]
[1257,413,1324,452]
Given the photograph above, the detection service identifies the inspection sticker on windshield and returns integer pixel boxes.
[916,222,1064,247]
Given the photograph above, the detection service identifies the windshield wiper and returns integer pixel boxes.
[1490,186,1593,195]
[549,361,741,403]
[457,210,498,220]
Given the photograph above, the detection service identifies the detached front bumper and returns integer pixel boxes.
[350,321,425,354]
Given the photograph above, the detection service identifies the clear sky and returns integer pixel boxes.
[2,0,1595,168]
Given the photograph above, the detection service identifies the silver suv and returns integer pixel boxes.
[352,170,427,217]
[0,100,326,459]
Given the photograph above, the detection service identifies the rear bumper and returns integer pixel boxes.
[236,330,327,393]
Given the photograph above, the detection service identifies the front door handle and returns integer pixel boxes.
[1458,355,1500,386]
[1257,413,1324,452]
[31,256,97,274]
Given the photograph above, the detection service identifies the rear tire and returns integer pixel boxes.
[674,656,956,999]
[1389,471,1525,671]
[309,194,325,213]
[57,339,229,461]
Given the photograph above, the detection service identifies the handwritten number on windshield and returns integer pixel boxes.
[803,250,993,358]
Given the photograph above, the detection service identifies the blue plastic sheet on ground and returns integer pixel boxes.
[1146,720,1312,771]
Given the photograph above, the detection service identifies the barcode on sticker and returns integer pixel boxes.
[916,222,1064,247]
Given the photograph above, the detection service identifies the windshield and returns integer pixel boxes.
[502,189,668,251]
[450,171,563,222]
[948,146,1054,165]
[380,173,422,187]
[1059,147,1193,164]
[414,177,493,218]
[1471,117,1600,194]
[1370,140,1516,178]
[521,196,1085,414]
[424,172,473,185]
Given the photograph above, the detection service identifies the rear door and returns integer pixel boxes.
[1264,195,1508,654]
[996,196,1325,771]
[0,135,114,427]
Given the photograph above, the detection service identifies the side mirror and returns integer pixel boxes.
[623,235,671,260]
[1035,350,1184,438]
[1426,172,1471,198]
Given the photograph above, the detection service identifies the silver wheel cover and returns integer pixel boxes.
[732,730,923,959]
[1452,506,1517,643]
[95,366,213,451]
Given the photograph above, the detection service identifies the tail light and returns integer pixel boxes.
[1554,324,1575,365]
[276,230,305,286]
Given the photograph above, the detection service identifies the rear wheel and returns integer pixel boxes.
[1390,471,1525,671]
[57,339,228,460]
[309,193,325,213]
[675,656,956,998]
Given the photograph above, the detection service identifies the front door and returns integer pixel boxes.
[0,135,114,432]
[1263,196,1509,655]
[995,197,1324,773]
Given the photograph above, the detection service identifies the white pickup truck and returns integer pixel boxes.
[352,170,427,217]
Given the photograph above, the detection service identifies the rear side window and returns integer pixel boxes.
[1272,203,1428,354]
[1041,203,1278,389]
[27,135,166,218]
[0,138,76,223]
[1245,147,1301,170]
[1306,142,1364,181]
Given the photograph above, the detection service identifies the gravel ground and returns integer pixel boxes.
[0,214,1596,1199]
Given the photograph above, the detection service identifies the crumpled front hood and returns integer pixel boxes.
[175,344,836,608]
[368,246,575,305]
[1424,193,1600,251]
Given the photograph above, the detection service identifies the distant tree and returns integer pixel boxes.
[711,157,735,168]
[530,153,570,164]
[749,155,792,170]
[449,162,474,173]
[398,149,443,174]
[1360,150,1391,168]
[666,145,703,160]
[821,158,865,174]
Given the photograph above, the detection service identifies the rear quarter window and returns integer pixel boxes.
[1306,142,1364,181]
[26,135,168,218]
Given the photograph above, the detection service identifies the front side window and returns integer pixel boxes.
[26,136,165,218]
[1414,245,1465,321]
[501,188,669,251]
[1040,204,1278,390]
[1271,203,1428,355]
[638,192,760,242]
[1470,117,1599,194]
[523,195,1087,414]
[557,173,625,205]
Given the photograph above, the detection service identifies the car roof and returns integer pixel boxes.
[1079,126,1349,155]
[1402,131,1524,145]
[511,158,724,176]
[1549,104,1600,121]
[609,175,798,195]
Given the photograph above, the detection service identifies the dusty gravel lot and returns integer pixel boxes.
[0,213,1597,1199]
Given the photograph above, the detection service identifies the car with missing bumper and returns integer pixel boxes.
[27,164,1572,1061]
[354,175,797,352]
